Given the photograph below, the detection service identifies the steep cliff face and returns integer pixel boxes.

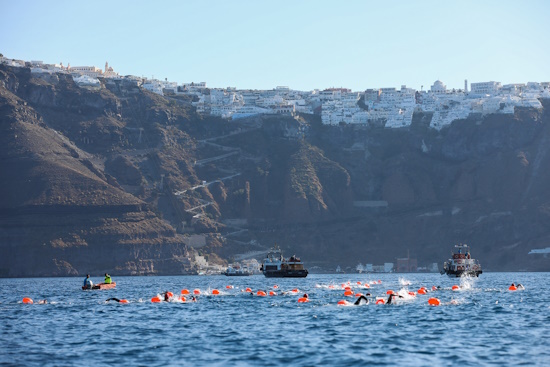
[301,102,550,271]
[284,143,351,221]
[0,66,196,277]
[2,64,550,276]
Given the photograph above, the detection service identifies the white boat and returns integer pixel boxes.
[223,266,251,276]
[260,246,308,278]
[441,244,482,277]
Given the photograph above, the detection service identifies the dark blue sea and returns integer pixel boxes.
[1,273,549,366]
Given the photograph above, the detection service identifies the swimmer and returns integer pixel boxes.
[106,298,122,303]
[38,299,48,304]
[517,283,525,290]
[354,295,369,305]
[386,293,404,305]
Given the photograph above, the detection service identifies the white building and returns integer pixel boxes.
[470,81,502,95]
[73,74,101,87]
[70,66,104,78]
[142,80,164,95]
[430,80,447,94]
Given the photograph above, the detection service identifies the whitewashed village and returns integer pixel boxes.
[3,55,550,274]
[5,56,549,130]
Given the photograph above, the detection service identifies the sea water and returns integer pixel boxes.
[0,273,549,366]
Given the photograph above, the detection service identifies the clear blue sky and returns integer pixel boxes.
[1,0,549,91]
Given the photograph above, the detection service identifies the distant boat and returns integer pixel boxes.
[441,244,482,277]
[82,282,116,290]
[223,266,252,276]
[260,246,308,278]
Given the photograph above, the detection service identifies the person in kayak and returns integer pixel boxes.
[104,273,112,284]
[83,274,93,289]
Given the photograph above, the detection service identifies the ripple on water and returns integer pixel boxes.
[1,273,549,366]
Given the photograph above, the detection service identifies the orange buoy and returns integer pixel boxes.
[180,296,186,302]
[212,289,220,295]
[357,281,362,285]
[378,280,382,284]
[166,291,174,298]
[408,291,416,297]
[257,291,267,297]
[355,293,363,297]
[273,285,279,289]
[452,285,460,291]
[376,299,385,305]
[119,299,129,304]
[364,284,370,288]
[291,289,299,293]
[417,288,427,295]
[226,285,233,289]
[344,290,353,297]
[22,297,33,304]
[386,290,394,295]
[193,289,200,295]
[151,296,161,303]
[344,286,352,291]
[298,297,309,303]
[337,300,347,305]
[509,285,517,291]
[245,287,252,293]
[432,286,437,291]
[269,291,276,296]
[428,297,441,306]
[181,289,190,295]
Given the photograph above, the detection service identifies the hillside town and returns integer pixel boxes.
[4,55,549,131]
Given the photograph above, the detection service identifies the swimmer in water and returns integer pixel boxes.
[386,293,404,305]
[354,294,370,305]
[38,299,48,304]
[516,283,525,290]
[106,298,122,303]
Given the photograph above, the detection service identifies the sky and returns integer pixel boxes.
[1,0,549,91]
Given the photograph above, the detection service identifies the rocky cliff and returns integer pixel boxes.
[1,64,550,276]
[0,66,200,276]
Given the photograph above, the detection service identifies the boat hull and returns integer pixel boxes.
[82,282,116,290]
[223,272,252,276]
[263,270,308,278]
[443,270,482,278]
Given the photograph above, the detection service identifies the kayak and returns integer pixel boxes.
[82,282,116,290]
